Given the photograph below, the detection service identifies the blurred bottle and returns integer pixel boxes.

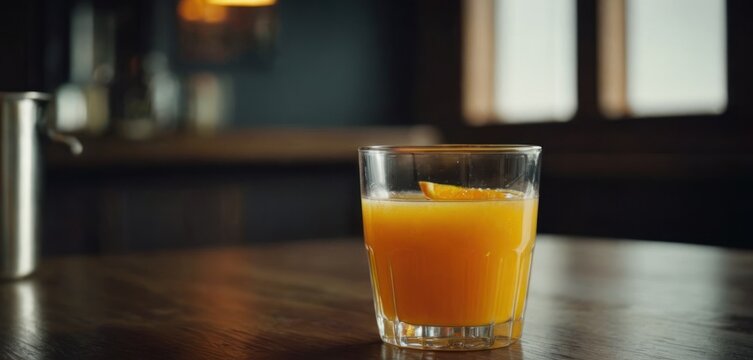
[54,2,113,135]
[114,53,181,140]
[56,2,183,140]
[185,72,231,135]
[146,53,181,132]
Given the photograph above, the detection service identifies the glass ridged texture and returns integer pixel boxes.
[359,145,541,350]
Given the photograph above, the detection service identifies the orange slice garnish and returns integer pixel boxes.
[418,181,520,200]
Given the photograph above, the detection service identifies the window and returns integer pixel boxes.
[464,0,728,123]
[464,0,577,124]
[625,0,726,116]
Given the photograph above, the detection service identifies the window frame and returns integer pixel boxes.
[415,0,753,178]
[461,0,742,124]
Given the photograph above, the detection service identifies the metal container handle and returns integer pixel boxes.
[45,128,83,155]
[37,96,83,155]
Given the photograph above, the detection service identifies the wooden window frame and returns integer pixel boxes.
[416,0,753,179]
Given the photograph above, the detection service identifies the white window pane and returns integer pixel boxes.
[627,0,727,116]
[494,0,577,123]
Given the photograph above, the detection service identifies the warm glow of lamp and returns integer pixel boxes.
[207,0,277,7]
[178,0,228,23]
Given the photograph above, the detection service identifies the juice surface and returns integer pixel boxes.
[362,194,538,327]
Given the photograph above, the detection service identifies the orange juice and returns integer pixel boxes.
[362,194,537,331]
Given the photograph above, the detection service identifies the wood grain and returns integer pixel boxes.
[1,235,752,359]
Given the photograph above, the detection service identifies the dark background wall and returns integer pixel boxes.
[0,1,46,91]
[224,1,410,126]
[155,0,419,127]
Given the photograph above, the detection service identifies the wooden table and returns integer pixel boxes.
[1,235,752,359]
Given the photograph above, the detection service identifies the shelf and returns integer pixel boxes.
[46,126,441,168]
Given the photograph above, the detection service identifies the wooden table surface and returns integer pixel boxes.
[1,235,752,359]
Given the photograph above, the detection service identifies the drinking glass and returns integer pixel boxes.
[359,145,541,350]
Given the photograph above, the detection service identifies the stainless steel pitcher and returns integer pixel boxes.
[0,92,82,279]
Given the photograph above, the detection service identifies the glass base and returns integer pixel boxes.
[376,315,522,351]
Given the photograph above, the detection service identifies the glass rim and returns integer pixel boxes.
[359,144,541,154]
